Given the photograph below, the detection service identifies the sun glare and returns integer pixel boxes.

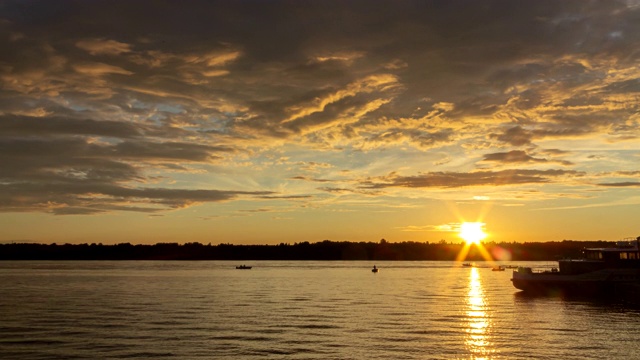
[459,222,487,245]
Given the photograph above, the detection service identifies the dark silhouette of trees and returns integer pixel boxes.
[0,240,620,261]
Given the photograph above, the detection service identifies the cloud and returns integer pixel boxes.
[0,115,142,138]
[111,141,233,161]
[290,176,332,183]
[0,137,231,165]
[282,74,400,126]
[238,208,274,213]
[0,181,275,214]
[357,128,455,150]
[0,113,250,214]
[4,1,636,152]
[490,126,533,146]
[359,169,581,189]
[0,0,639,221]
[596,182,640,187]
[258,195,312,200]
[312,51,365,64]
[73,62,133,76]
[76,38,133,56]
[186,50,241,67]
[613,171,640,176]
[290,161,334,172]
[317,187,352,194]
[481,150,573,166]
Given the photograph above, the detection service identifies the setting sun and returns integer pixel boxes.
[459,222,487,245]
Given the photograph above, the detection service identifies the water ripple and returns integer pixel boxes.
[2,260,640,359]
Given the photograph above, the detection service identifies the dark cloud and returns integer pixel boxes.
[258,195,312,200]
[317,187,382,196]
[0,115,142,138]
[481,150,573,166]
[359,169,580,189]
[596,182,640,187]
[0,181,275,214]
[112,141,233,161]
[290,176,332,183]
[483,150,547,163]
[490,126,533,146]
[0,137,231,176]
[0,115,258,214]
[3,1,638,141]
[0,0,638,219]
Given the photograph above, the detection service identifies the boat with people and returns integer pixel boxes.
[511,237,640,295]
[372,265,379,273]
[236,265,252,269]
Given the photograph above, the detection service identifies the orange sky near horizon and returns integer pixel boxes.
[1,1,639,245]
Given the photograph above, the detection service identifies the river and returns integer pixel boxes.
[1,261,639,359]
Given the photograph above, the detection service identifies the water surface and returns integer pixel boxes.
[1,261,639,359]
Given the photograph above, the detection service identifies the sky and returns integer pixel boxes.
[1,0,639,245]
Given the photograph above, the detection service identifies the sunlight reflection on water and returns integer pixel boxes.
[466,267,495,359]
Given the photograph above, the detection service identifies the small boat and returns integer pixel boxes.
[492,266,505,271]
[372,265,379,273]
[236,265,252,269]
[462,263,473,267]
[511,236,640,296]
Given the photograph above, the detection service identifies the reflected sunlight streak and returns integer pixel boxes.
[465,267,495,358]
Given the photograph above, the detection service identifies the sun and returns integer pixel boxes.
[459,222,487,245]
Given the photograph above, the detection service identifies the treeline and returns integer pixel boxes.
[0,239,617,261]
